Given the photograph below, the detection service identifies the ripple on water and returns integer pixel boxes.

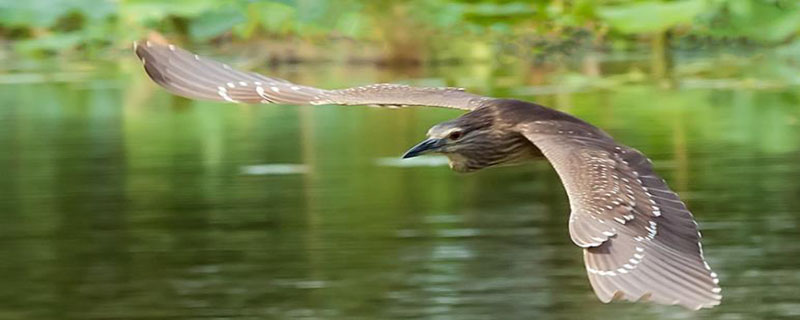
[240,164,309,175]
[375,156,450,167]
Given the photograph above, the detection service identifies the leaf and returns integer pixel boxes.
[333,12,366,38]
[119,0,221,23]
[189,6,245,41]
[0,0,116,28]
[710,0,800,43]
[256,2,297,33]
[14,32,84,53]
[598,0,708,34]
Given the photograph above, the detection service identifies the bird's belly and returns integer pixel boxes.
[445,147,543,173]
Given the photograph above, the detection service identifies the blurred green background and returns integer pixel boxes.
[2,0,800,319]
[3,0,800,60]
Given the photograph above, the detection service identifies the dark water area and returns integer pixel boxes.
[1,51,799,319]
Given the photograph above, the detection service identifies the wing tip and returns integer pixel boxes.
[598,288,722,310]
[145,31,169,45]
[133,31,172,60]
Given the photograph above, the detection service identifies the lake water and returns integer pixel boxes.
[1,49,799,319]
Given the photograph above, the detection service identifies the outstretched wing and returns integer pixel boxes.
[518,120,721,310]
[133,39,488,110]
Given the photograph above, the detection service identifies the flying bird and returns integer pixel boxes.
[133,38,721,310]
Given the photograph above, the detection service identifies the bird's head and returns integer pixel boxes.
[402,111,506,172]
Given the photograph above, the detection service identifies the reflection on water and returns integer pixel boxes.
[241,164,310,175]
[375,156,451,167]
[1,51,800,319]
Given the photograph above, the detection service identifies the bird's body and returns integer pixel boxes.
[134,38,722,310]
[426,99,605,172]
[420,101,538,172]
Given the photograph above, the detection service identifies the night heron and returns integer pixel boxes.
[134,39,721,310]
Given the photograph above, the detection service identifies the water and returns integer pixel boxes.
[1,50,799,319]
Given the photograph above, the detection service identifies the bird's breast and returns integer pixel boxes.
[444,153,476,173]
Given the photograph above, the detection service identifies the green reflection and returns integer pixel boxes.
[0,51,799,319]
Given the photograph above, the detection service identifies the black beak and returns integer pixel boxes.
[402,138,443,158]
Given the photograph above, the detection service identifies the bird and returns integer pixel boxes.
[133,37,722,310]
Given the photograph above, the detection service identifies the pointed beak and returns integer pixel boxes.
[402,138,443,158]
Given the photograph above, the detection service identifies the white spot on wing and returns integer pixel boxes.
[256,86,271,102]
[217,86,239,103]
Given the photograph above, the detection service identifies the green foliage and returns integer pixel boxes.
[698,0,800,43]
[597,0,708,33]
[0,0,116,53]
[188,7,246,41]
[119,0,221,22]
[0,0,115,28]
[1,0,800,55]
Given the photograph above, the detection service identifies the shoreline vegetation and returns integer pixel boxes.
[1,1,799,62]
[1,0,800,92]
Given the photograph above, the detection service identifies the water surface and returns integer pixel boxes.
[1,51,799,319]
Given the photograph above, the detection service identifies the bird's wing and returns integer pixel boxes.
[133,40,488,110]
[518,120,721,310]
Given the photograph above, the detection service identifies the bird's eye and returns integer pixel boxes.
[448,131,463,140]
